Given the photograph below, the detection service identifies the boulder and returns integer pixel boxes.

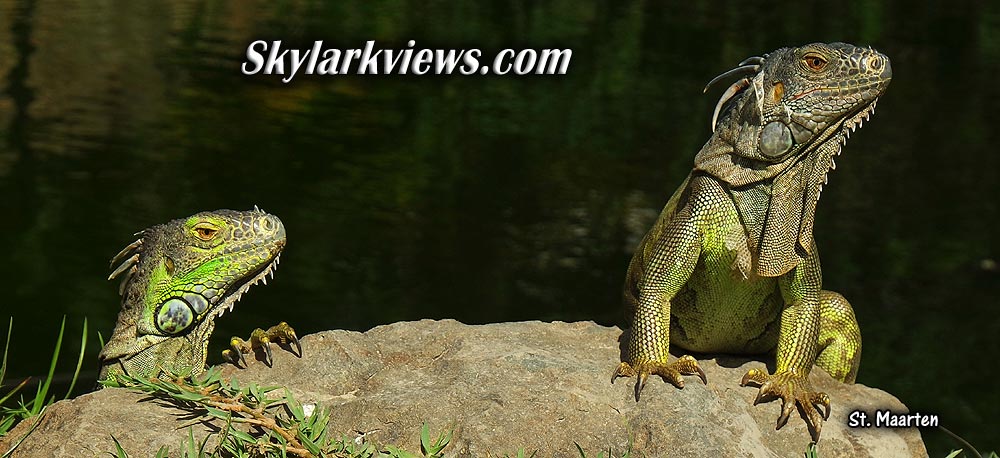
[0,320,927,457]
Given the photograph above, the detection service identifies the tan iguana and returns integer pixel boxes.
[612,42,892,441]
[98,208,300,383]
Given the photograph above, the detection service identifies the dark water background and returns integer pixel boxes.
[0,1,997,454]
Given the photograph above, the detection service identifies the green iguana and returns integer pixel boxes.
[612,43,891,441]
[98,208,300,383]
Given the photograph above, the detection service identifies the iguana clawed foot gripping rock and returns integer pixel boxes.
[612,355,706,402]
[223,321,301,368]
[612,43,891,442]
[98,208,298,383]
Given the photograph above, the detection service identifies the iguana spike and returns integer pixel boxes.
[108,253,139,281]
[703,63,760,94]
[118,267,136,296]
[738,56,766,67]
[710,78,750,132]
[109,239,142,268]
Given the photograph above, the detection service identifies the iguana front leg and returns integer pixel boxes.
[740,254,831,441]
[814,290,861,383]
[223,321,301,368]
[612,209,707,400]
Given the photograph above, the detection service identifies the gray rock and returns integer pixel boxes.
[0,320,927,457]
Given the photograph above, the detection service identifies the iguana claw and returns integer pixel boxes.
[612,355,706,401]
[223,322,301,368]
[741,367,830,442]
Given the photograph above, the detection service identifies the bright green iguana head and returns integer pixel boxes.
[98,208,286,382]
[695,42,892,277]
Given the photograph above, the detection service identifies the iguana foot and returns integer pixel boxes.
[611,355,706,401]
[740,367,830,442]
[223,322,301,368]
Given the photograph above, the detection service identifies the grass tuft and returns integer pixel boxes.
[107,367,453,457]
[1,317,87,436]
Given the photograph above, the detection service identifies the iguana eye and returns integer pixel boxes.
[803,53,827,71]
[193,223,219,241]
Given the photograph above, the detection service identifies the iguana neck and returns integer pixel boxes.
[692,43,890,277]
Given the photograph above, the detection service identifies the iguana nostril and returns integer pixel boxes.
[270,216,287,241]
[879,55,892,79]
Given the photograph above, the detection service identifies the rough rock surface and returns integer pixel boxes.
[1,320,926,457]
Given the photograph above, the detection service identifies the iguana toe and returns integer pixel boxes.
[612,355,706,401]
[222,337,249,367]
[741,367,830,442]
[223,321,301,368]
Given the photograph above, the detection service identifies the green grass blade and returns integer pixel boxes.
[1,405,47,458]
[939,426,984,458]
[420,423,431,455]
[63,318,88,400]
[109,435,129,458]
[0,377,29,408]
[1,318,12,385]
[31,317,66,415]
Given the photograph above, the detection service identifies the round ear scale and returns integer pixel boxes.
[155,298,195,335]
[760,121,793,158]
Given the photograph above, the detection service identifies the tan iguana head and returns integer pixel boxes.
[98,208,286,382]
[694,42,892,277]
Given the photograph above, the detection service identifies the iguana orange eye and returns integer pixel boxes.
[193,224,219,240]
[803,53,827,71]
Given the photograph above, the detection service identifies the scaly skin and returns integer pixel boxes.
[98,208,299,383]
[612,43,891,441]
